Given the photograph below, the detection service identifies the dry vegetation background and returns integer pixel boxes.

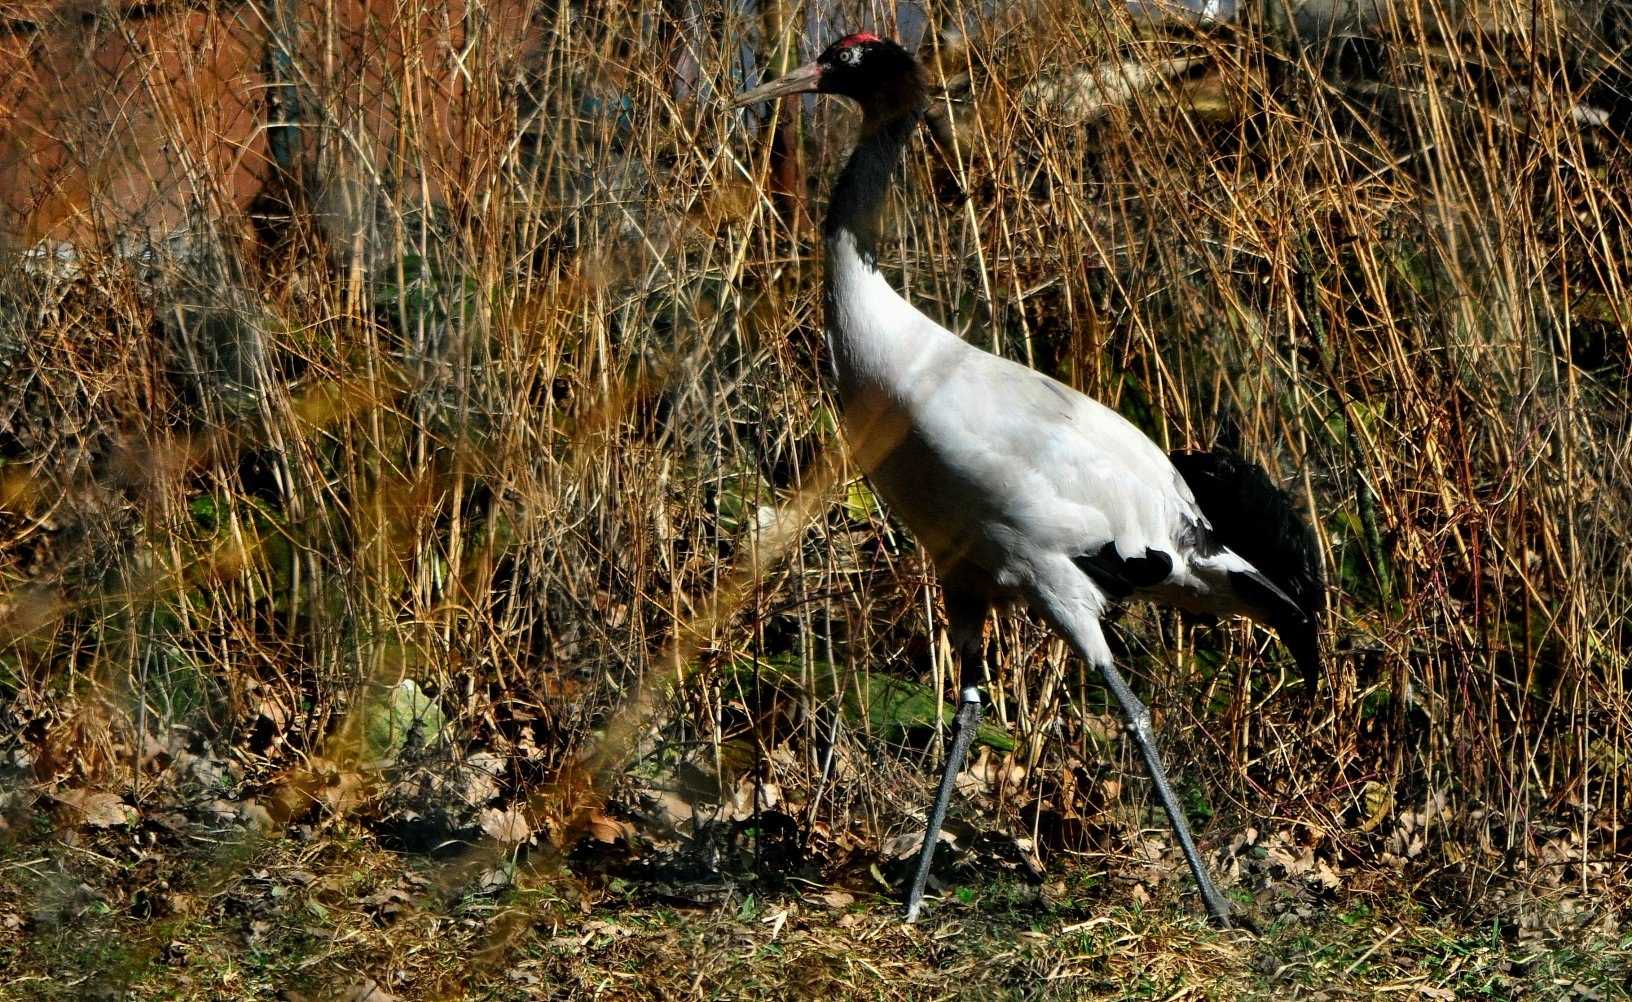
[1,0,1630,997]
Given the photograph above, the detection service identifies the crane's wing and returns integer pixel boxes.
[903,342,1203,561]
[856,330,1310,628]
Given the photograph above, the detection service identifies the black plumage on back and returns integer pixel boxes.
[1170,449,1325,693]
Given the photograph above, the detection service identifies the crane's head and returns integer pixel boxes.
[732,34,927,120]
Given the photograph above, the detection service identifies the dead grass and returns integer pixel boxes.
[3,807,1627,1001]
[2,0,1631,996]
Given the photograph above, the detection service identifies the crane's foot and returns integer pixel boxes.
[1202,887,1259,934]
[901,693,983,923]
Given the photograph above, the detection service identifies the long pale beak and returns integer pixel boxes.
[731,60,824,108]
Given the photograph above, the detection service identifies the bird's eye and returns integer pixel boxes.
[840,47,861,65]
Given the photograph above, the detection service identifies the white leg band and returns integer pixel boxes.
[961,686,982,705]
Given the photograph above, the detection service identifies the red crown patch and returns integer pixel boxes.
[836,32,882,48]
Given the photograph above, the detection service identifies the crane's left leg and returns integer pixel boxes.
[903,588,989,922]
[1044,600,1234,926]
[1096,657,1234,925]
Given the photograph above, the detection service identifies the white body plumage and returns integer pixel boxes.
[824,227,1260,623]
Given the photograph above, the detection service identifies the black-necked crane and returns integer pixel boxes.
[733,33,1324,926]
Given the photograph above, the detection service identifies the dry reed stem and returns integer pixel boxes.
[1,0,1628,959]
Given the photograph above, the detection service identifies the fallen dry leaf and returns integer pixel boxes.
[55,789,138,828]
[1311,859,1342,891]
[967,747,1025,791]
[563,807,632,846]
[723,774,782,822]
[478,864,515,892]
[649,790,695,828]
[455,751,504,806]
[239,799,276,833]
[481,806,532,844]
[335,979,396,1002]
[1358,780,1393,833]
[884,829,950,860]
[1267,839,1314,877]
[320,769,368,815]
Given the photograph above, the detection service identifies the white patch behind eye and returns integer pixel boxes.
[841,47,860,65]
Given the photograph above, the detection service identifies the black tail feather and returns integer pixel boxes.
[1171,448,1325,693]
[1281,616,1322,697]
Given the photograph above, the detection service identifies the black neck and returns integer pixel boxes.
[823,110,922,265]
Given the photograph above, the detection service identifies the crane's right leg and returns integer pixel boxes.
[903,588,988,922]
